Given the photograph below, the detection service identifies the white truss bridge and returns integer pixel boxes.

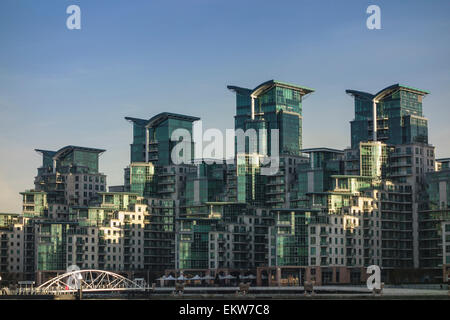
[36,269,147,294]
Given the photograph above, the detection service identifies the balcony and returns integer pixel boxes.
[390,152,412,158]
[266,197,285,203]
[159,171,175,177]
[266,189,285,195]
[158,187,175,193]
[390,161,412,168]
[158,179,176,185]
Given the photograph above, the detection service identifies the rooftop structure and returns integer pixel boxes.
[229,80,315,156]
[347,84,430,148]
[125,112,200,165]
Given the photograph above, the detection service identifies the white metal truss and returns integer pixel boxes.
[36,269,145,294]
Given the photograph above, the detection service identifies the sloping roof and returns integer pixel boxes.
[301,148,344,154]
[124,117,149,126]
[252,80,315,97]
[228,80,315,98]
[147,112,200,127]
[35,149,57,157]
[226,86,252,95]
[346,84,429,101]
[345,90,374,100]
[53,146,106,160]
[374,84,429,101]
[125,112,200,128]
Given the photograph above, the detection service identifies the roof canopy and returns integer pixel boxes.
[228,79,315,98]
[346,84,429,101]
[52,146,106,161]
[35,146,105,161]
[301,147,344,154]
[35,149,57,157]
[374,84,429,101]
[125,112,200,128]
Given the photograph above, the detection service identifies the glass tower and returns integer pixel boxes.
[228,80,315,156]
[347,84,429,149]
[125,112,200,165]
[229,80,314,206]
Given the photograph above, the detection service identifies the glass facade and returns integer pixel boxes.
[129,163,156,197]
[229,80,314,156]
[178,218,214,269]
[236,154,265,205]
[296,149,344,203]
[145,198,175,271]
[126,113,199,166]
[58,150,100,174]
[98,192,139,211]
[359,142,390,178]
[419,167,450,269]
[348,85,429,148]
[21,191,48,218]
[37,223,68,271]
[186,162,226,205]
[274,209,314,266]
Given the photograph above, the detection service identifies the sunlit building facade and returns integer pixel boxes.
[1,81,450,286]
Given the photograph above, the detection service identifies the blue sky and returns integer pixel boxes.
[1,0,450,212]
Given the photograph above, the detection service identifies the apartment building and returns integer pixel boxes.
[0,81,449,286]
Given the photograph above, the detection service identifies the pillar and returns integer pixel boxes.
[372,99,377,142]
[145,127,150,163]
[332,267,337,283]
[256,268,262,287]
[276,267,281,287]
[251,95,255,120]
